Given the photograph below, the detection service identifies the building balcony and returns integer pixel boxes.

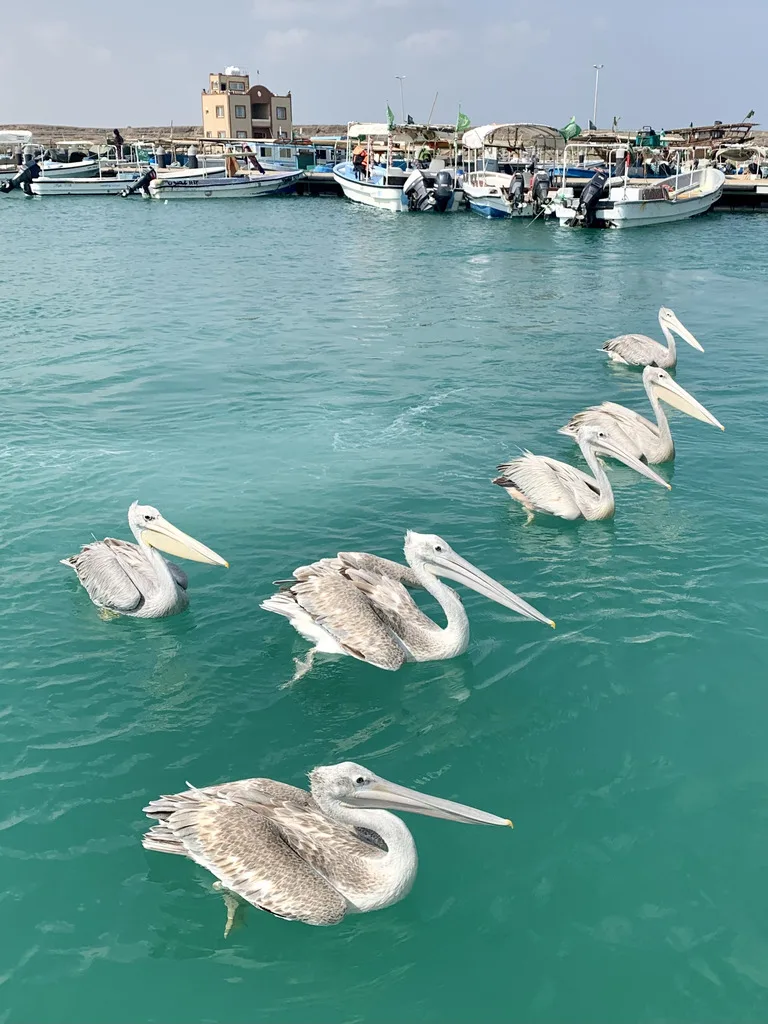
[251,117,271,128]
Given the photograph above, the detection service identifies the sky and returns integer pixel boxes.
[1,0,766,130]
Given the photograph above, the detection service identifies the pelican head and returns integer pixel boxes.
[128,502,229,566]
[643,366,724,429]
[577,425,671,489]
[658,307,704,352]
[309,761,513,827]
[403,531,555,628]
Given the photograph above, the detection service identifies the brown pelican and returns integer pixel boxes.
[261,531,554,678]
[494,424,670,523]
[142,761,512,933]
[602,307,703,369]
[61,502,228,618]
[559,366,724,463]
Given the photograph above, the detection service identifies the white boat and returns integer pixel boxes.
[461,123,562,219]
[30,165,225,197]
[554,165,725,228]
[333,121,463,213]
[148,168,303,199]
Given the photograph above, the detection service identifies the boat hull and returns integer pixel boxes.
[149,170,303,199]
[333,162,462,212]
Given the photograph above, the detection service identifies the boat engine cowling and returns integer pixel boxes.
[433,169,454,212]
[531,170,550,208]
[120,166,157,198]
[0,161,39,195]
[402,168,435,211]
[578,169,609,226]
[508,171,525,208]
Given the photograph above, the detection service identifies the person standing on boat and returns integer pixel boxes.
[113,129,125,160]
[352,142,368,178]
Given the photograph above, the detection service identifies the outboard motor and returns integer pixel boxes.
[507,170,525,209]
[1,160,40,195]
[120,166,157,198]
[578,168,609,227]
[186,144,199,170]
[432,169,454,212]
[402,168,434,211]
[531,170,550,212]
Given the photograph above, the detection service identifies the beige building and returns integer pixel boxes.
[201,68,293,140]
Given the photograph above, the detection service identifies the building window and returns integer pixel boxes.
[252,103,269,120]
[230,81,245,92]
[215,105,225,118]
[236,130,247,139]
[217,131,227,139]
[234,105,246,119]
[206,131,212,138]
[276,106,287,120]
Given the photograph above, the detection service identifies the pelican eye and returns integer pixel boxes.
[144,514,156,522]
[434,544,443,553]
[355,776,365,785]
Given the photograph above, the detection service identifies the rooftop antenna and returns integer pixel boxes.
[427,91,438,126]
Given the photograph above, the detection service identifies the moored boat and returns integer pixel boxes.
[148,168,303,199]
[461,123,561,219]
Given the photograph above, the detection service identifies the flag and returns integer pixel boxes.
[560,116,581,141]
[386,104,395,130]
[456,109,471,134]
[588,119,596,130]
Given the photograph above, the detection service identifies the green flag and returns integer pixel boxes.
[456,109,471,134]
[387,104,395,130]
[559,115,582,141]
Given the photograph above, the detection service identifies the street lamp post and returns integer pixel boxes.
[592,64,604,128]
[395,75,406,124]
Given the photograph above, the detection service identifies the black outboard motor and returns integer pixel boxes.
[507,170,525,208]
[1,160,40,195]
[402,168,434,211]
[531,170,550,211]
[120,166,157,198]
[578,168,609,227]
[432,169,454,212]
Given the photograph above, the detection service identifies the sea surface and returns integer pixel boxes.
[1,193,768,1024]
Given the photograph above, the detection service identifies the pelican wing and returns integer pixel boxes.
[143,786,349,925]
[61,538,149,612]
[602,333,667,366]
[344,567,437,645]
[496,453,584,519]
[167,562,189,590]
[143,781,385,925]
[559,405,655,457]
[291,573,407,670]
[337,552,421,588]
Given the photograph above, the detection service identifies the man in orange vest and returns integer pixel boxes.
[352,142,368,178]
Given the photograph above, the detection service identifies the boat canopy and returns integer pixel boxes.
[0,129,33,146]
[462,123,561,150]
[347,122,456,143]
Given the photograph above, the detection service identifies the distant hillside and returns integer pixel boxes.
[1,123,348,144]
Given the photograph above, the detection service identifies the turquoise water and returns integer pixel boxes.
[2,195,768,1024]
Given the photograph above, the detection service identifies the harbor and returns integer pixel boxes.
[4,52,768,1024]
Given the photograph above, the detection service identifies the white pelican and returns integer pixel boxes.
[559,366,724,463]
[142,760,512,933]
[494,424,670,523]
[61,502,228,618]
[261,531,554,677]
[602,307,703,369]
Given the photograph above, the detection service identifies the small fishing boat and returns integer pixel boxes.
[333,121,463,213]
[553,145,725,228]
[31,165,225,197]
[461,123,561,219]
[148,167,303,199]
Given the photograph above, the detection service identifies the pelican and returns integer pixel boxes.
[142,760,512,933]
[261,531,554,677]
[61,502,228,618]
[559,366,724,463]
[494,424,671,523]
[602,307,704,369]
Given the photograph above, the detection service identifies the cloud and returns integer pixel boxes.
[397,28,459,55]
[263,27,311,57]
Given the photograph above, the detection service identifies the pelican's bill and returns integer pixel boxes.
[141,516,229,567]
[665,310,704,352]
[428,549,555,628]
[598,434,671,490]
[346,775,513,827]
[654,375,724,429]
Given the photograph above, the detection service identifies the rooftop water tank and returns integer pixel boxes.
[224,66,245,75]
